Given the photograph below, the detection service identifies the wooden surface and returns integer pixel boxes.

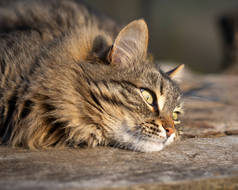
[0,136,237,190]
[182,74,238,138]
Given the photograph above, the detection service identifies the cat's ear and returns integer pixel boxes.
[108,19,148,66]
[166,64,184,79]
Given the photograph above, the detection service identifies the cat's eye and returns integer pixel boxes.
[173,112,178,121]
[141,89,153,105]
[172,111,181,124]
[173,105,183,125]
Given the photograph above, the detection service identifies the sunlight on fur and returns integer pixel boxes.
[0,0,183,152]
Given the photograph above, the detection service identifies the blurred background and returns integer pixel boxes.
[87,0,238,73]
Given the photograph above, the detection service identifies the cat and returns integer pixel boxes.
[0,0,183,152]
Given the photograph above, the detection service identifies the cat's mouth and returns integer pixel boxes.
[142,131,176,146]
[137,132,176,152]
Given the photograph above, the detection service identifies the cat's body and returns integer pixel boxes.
[0,0,183,152]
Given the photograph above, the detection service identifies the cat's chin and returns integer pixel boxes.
[111,128,176,152]
[131,133,176,152]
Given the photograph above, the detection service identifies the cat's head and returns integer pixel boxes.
[77,20,183,152]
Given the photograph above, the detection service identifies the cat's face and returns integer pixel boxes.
[114,74,181,152]
[82,20,183,152]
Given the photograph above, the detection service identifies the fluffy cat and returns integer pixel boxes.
[0,0,183,152]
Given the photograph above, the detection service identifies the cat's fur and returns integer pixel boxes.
[0,0,183,152]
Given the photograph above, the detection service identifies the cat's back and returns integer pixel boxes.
[0,0,120,144]
[0,0,118,41]
[0,0,119,121]
[0,0,118,91]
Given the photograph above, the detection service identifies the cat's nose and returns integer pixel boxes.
[164,127,174,137]
[158,114,175,137]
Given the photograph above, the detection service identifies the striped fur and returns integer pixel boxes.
[0,0,183,152]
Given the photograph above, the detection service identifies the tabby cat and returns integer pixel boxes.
[0,0,183,152]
